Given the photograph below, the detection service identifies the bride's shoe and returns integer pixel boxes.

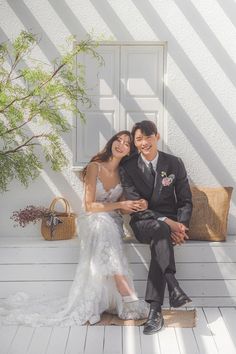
[119,294,149,320]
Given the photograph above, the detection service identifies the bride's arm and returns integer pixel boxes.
[84,163,141,213]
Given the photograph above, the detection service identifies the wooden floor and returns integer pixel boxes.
[1,307,236,354]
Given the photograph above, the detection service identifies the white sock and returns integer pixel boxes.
[122,294,139,303]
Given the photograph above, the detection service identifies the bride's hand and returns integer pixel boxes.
[137,199,148,211]
[120,200,144,212]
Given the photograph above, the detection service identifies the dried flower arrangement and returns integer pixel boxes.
[11,205,50,228]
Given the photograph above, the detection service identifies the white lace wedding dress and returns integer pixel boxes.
[0,178,149,327]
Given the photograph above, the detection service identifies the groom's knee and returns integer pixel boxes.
[157,220,171,237]
[130,219,171,243]
[149,221,171,245]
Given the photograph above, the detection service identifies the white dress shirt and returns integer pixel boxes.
[140,152,159,170]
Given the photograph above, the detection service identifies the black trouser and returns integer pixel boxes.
[130,218,176,305]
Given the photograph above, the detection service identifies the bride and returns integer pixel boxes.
[0,130,149,326]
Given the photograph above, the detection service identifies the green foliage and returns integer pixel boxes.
[0,31,102,192]
[0,148,42,192]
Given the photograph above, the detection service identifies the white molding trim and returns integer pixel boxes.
[97,41,167,46]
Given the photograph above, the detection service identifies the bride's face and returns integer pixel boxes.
[111,134,131,159]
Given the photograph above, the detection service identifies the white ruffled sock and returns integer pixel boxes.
[122,294,139,303]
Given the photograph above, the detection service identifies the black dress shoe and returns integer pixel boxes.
[169,285,192,308]
[143,309,164,335]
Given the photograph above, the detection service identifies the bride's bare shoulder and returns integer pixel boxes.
[86,161,101,176]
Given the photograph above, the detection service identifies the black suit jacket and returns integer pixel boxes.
[119,151,193,226]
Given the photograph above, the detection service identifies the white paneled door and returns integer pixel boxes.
[74,43,165,167]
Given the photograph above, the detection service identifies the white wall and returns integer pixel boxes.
[0,0,235,236]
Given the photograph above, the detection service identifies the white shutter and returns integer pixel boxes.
[74,46,120,165]
[120,45,164,133]
[73,43,165,167]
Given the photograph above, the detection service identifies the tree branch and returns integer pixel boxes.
[0,61,67,114]
[1,134,49,155]
[0,91,67,137]
[5,54,19,83]
[0,112,37,136]
[12,74,24,81]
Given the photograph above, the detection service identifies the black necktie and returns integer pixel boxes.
[149,162,156,178]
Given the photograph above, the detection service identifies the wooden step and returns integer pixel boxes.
[0,236,235,306]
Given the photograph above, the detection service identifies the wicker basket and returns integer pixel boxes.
[41,197,77,241]
[189,186,233,241]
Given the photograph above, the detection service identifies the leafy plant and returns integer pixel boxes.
[0,31,102,192]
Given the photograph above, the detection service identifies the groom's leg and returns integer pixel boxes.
[145,255,166,304]
[130,219,176,304]
[150,221,176,274]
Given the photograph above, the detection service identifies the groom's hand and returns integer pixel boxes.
[120,200,145,213]
[171,231,189,245]
[120,199,148,213]
[164,219,189,245]
[137,199,148,211]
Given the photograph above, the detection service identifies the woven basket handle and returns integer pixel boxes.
[49,197,71,216]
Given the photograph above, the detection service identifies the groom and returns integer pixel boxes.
[119,120,193,335]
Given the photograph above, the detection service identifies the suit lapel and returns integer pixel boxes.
[150,151,167,205]
[137,154,155,189]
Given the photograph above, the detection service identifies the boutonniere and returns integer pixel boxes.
[161,171,175,186]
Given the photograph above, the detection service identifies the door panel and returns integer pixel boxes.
[120,45,164,134]
[75,46,119,165]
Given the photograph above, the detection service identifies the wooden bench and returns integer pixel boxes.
[0,235,236,306]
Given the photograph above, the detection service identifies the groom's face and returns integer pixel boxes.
[134,129,159,160]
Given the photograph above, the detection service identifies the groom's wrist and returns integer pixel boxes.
[163,217,173,227]
[158,216,167,221]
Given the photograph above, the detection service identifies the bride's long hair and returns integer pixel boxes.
[81,130,133,181]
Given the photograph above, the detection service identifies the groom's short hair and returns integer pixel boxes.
[131,120,158,139]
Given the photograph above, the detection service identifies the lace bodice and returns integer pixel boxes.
[79,177,123,219]
[96,177,123,202]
